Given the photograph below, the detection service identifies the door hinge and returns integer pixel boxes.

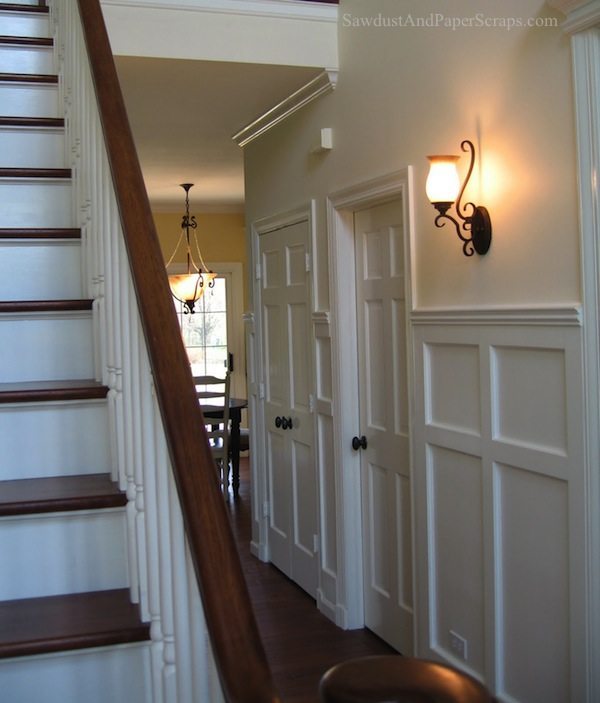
[313,534,319,553]
[262,501,270,518]
[305,252,311,273]
[258,382,265,400]
[255,262,262,280]
[308,393,315,413]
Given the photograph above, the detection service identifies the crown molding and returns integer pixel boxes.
[101,0,338,22]
[232,69,338,147]
[410,305,582,327]
[548,0,600,32]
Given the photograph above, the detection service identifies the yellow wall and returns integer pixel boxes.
[153,211,248,307]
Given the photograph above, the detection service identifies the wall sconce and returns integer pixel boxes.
[426,139,492,257]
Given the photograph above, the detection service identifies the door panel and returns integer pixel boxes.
[259,220,317,597]
[355,199,413,654]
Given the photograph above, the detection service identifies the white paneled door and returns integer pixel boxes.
[354,200,413,653]
[259,219,317,598]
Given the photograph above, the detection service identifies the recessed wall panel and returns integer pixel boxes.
[429,446,485,675]
[364,229,384,280]
[425,344,481,435]
[492,346,567,453]
[316,336,332,401]
[292,440,316,558]
[264,304,283,404]
[366,300,386,430]
[395,473,413,611]
[289,302,310,410]
[318,414,337,575]
[497,463,569,703]
[286,243,305,286]
[268,431,288,539]
[262,248,280,289]
[392,299,408,436]
[367,462,391,596]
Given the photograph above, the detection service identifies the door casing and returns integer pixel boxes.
[326,169,416,631]
[249,203,318,580]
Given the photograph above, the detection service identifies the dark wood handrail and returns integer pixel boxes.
[76,2,280,702]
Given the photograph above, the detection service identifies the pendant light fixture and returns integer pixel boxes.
[167,183,216,314]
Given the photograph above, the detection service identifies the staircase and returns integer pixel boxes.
[0,2,152,700]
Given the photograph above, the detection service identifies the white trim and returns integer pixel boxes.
[101,0,338,22]
[550,0,600,32]
[232,69,338,147]
[411,305,582,327]
[326,168,416,631]
[569,22,600,702]
[249,202,319,589]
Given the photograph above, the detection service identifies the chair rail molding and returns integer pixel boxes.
[411,305,582,327]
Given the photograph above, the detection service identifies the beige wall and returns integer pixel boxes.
[153,211,248,308]
[244,0,580,309]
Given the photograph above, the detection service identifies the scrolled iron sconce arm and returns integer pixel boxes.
[427,139,492,257]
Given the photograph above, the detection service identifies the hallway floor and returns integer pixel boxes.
[226,458,396,703]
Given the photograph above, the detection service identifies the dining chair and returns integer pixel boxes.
[194,373,231,490]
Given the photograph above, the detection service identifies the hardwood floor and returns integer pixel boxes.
[226,458,396,703]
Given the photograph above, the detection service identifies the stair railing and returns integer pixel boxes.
[51,1,280,701]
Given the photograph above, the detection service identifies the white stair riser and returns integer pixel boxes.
[0,400,110,480]
[0,508,129,600]
[0,180,72,227]
[0,83,58,117]
[0,314,94,382]
[0,127,65,168]
[0,10,50,38]
[0,241,83,300]
[0,45,54,74]
[0,644,151,703]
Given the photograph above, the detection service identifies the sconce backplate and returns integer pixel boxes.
[471,206,492,255]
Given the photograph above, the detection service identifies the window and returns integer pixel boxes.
[173,276,228,378]
[169,261,246,402]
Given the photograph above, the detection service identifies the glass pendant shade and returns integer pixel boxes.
[169,271,217,314]
[426,155,461,204]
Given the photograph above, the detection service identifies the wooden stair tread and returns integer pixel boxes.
[0,72,57,83]
[0,299,93,313]
[0,116,63,128]
[0,473,126,516]
[0,34,52,46]
[0,227,79,238]
[0,589,149,659]
[0,379,109,403]
[0,3,49,13]
[0,166,70,178]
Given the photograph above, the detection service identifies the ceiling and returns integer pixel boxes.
[116,56,321,212]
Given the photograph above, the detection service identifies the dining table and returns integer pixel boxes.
[200,397,248,497]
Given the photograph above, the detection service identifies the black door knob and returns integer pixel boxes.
[352,435,367,451]
[286,417,293,430]
[275,416,282,428]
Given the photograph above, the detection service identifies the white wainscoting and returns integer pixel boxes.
[411,306,585,703]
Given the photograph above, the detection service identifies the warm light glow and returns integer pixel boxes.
[169,272,216,309]
[426,155,461,204]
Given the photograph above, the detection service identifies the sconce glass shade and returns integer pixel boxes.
[425,155,461,205]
